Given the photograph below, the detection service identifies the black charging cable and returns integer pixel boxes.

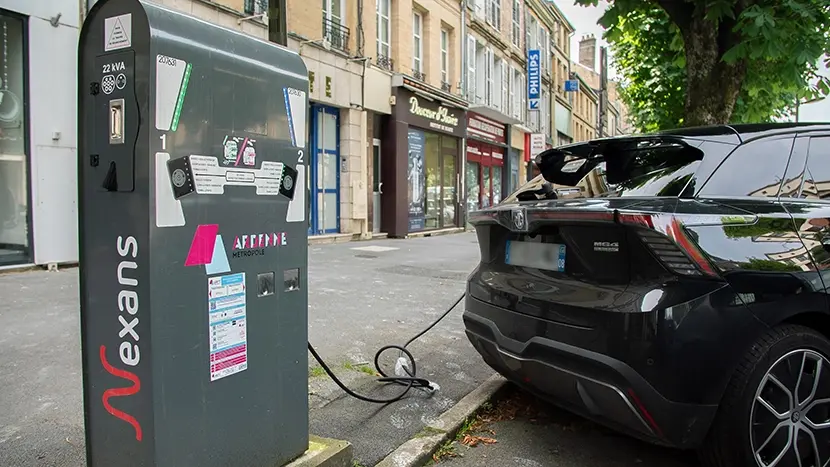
[307,292,465,404]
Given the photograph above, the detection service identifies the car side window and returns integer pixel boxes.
[799,137,830,199]
[698,136,795,198]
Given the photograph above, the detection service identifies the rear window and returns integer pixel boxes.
[514,137,710,200]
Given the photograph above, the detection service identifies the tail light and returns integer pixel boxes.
[623,214,718,278]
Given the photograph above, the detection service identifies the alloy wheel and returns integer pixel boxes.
[751,349,830,466]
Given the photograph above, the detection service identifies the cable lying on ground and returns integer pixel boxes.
[307,292,465,404]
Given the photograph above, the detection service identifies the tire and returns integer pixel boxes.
[699,324,830,467]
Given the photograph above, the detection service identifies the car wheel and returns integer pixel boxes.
[699,324,830,467]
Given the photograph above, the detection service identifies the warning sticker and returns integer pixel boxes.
[189,155,284,196]
[209,273,248,382]
[104,14,132,52]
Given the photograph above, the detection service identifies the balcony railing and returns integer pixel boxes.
[376,54,394,71]
[413,70,427,82]
[322,17,350,53]
[441,81,452,93]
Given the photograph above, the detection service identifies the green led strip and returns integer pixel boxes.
[170,63,192,132]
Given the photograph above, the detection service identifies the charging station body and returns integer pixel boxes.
[78,1,310,465]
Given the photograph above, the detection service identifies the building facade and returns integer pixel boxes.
[2,0,634,268]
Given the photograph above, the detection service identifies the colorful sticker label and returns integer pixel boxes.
[209,273,248,382]
[155,55,190,131]
[222,136,257,167]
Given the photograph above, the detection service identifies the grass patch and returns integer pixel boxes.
[308,366,326,378]
[352,461,367,467]
[342,361,379,377]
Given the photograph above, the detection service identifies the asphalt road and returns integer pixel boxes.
[0,232,495,467]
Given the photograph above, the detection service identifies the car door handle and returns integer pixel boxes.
[378,182,383,194]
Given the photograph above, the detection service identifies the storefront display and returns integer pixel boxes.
[380,84,466,237]
[0,12,28,266]
[465,113,509,212]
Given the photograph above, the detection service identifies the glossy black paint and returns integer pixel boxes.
[464,123,830,450]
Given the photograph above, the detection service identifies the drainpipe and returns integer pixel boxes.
[461,0,467,98]
[460,0,469,227]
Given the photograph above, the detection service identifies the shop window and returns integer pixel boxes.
[0,13,28,266]
[408,129,458,232]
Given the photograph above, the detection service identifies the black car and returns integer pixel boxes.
[464,123,830,466]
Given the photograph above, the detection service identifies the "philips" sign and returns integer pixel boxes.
[527,49,540,110]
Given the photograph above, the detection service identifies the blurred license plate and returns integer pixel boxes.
[505,241,566,272]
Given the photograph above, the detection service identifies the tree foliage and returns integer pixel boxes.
[576,0,830,132]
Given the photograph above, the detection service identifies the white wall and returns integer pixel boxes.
[4,0,80,265]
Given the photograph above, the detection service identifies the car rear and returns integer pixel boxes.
[463,134,757,449]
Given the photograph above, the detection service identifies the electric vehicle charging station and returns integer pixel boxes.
[78,0,310,465]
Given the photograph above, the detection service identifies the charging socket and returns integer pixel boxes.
[109,98,125,145]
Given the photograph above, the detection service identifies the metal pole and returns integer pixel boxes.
[268,0,288,46]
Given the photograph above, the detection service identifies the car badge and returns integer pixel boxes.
[512,208,527,231]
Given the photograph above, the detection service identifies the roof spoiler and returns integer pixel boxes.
[534,135,698,186]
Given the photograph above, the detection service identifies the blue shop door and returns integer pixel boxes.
[309,105,340,235]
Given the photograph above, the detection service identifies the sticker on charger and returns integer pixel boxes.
[189,155,284,196]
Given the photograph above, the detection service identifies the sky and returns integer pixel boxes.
[551,0,619,79]
[797,57,829,122]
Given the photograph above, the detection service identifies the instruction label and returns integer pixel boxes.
[104,14,132,52]
[189,155,284,196]
[208,273,248,382]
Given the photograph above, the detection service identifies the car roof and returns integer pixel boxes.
[586,122,830,146]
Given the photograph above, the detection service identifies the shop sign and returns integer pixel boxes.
[529,133,546,159]
[467,113,506,144]
[396,89,466,138]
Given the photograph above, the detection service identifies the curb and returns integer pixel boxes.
[287,434,353,467]
[374,373,507,467]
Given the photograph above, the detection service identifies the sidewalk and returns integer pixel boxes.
[0,232,494,467]
[425,384,699,467]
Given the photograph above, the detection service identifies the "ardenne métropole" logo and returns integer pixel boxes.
[232,232,288,258]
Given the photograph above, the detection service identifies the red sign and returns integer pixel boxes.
[466,113,507,144]
[466,140,504,166]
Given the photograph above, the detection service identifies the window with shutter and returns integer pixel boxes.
[520,72,526,122]
[508,68,515,117]
[501,61,508,114]
[511,0,520,47]
[467,35,477,102]
[486,49,494,106]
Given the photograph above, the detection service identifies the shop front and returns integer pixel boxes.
[464,113,509,214]
[380,86,467,237]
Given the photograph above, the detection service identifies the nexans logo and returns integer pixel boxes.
[99,235,143,441]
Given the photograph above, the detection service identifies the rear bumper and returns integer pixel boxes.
[463,297,718,449]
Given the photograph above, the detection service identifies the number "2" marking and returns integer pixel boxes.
[297,149,304,163]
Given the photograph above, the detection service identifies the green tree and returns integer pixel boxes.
[576,0,830,131]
